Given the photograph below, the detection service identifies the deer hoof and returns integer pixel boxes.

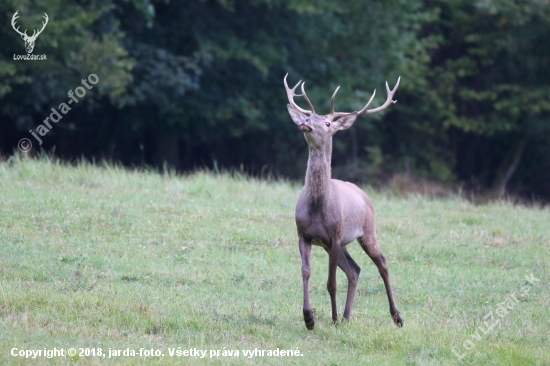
[393,313,403,327]
[303,309,315,330]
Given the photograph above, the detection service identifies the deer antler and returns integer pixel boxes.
[284,73,316,115]
[11,11,28,38]
[300,82,316,115]
[331,77,401,119]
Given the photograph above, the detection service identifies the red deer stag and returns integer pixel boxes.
[284,73,403,330]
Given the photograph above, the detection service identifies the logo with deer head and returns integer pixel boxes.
[11,10,49,54]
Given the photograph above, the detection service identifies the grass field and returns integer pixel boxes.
[0,157,548,365]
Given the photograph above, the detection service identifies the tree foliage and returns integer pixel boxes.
[1,0,549,198]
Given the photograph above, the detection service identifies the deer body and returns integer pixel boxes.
[284,74,403,330]
[296,155,370,248]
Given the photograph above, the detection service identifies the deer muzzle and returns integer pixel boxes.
[300,124,312,133]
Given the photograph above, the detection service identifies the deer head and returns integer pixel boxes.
[284,73,400,150]
[12,11,49,54]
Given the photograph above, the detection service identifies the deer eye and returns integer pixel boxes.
[325,122,331,127]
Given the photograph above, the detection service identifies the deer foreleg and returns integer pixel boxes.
[327,244,340,324]
[299,236,314,330]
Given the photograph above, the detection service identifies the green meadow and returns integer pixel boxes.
[0,157,548,365]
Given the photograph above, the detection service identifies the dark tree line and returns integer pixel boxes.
[1,0,549,199]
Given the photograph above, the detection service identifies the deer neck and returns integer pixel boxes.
[304,141,332,207]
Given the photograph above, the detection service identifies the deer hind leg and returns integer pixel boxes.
[325,247,361,321]
[358,234,403,327]
[299,236,315,330]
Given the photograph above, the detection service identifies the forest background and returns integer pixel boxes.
[1,0,549,200]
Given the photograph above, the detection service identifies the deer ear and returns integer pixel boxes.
[287,104,305,126]
[333,113,359,130]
